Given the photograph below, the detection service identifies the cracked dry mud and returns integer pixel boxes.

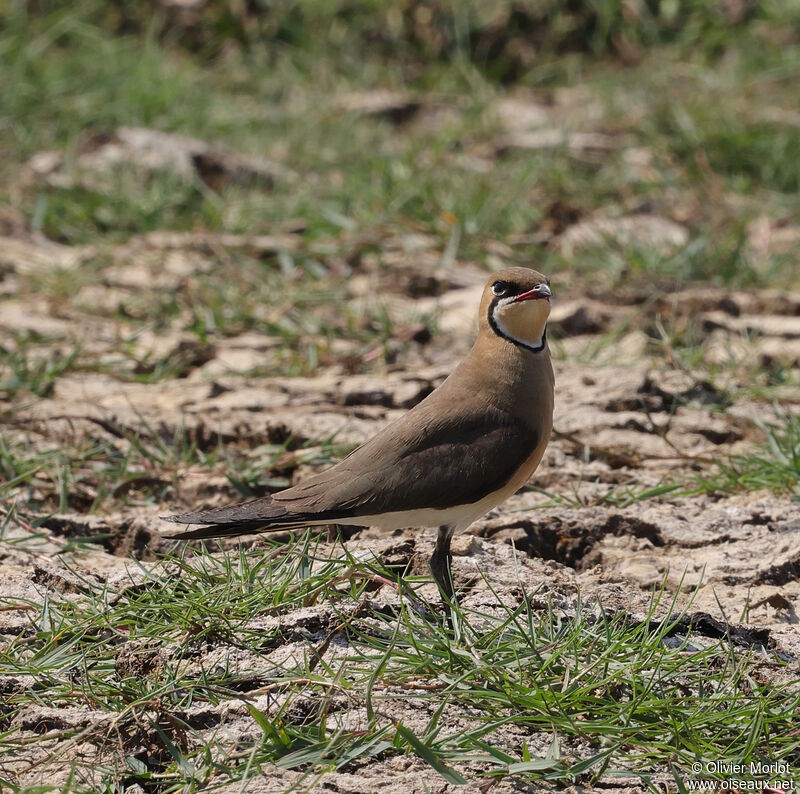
[2,228,800,791]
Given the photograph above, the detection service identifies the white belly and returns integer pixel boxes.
[335,487,513,533]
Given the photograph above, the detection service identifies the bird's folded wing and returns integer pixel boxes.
[165,408,539,537]
[274,408,540,516]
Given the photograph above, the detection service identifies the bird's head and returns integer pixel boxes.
[479,267,552,353]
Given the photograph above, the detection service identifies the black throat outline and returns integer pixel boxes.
[488,298,548,353]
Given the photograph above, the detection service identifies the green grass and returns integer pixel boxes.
[690,409,800,497]
[0,426,351,517]
[0,337,80,399]
[1,536,797,791]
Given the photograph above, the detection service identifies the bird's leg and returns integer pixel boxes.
[430,524,455,609]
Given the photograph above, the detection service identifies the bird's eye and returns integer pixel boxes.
[491,281,508,297]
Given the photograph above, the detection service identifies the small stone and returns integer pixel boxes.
[451,535,478,556]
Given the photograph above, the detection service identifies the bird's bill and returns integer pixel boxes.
[513,283,552,303]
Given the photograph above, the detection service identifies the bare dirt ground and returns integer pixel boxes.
[2,219,799,789]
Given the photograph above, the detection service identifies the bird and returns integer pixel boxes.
[163,266,554,610]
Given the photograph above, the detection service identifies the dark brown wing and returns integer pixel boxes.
[162,498,302,539]
[164,407,539,539]
[275,409,539,515]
